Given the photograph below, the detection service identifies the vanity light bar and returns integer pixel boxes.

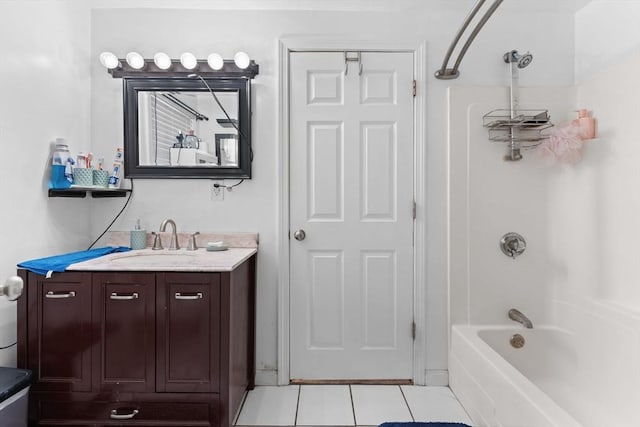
[102,54,259,79]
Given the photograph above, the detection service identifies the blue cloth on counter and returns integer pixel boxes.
[17,246,131,277]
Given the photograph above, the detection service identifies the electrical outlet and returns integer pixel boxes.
[211,181,224,201]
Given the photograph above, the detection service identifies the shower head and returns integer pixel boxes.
[517,52,533,68]
[503,50,533,68]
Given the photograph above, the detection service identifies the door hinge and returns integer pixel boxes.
[412,80,417,97]
[412,321,416,340]
[412,200,416,220]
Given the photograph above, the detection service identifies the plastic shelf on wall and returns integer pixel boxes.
[48,188,131,198]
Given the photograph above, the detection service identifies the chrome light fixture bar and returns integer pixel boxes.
[100,52,259,79]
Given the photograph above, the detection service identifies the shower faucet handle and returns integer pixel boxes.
[500,232,526,259]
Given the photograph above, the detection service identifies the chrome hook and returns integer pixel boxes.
[344,51,362,76]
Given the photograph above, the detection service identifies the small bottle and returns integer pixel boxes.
[575,109,596,140]
[108,147,124,189]
[184,130,199,149]
[52,139,70,165]
[49,139,72,189]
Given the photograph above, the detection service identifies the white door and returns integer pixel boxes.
[289,51,415,380]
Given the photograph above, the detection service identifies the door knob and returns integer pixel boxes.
[293,229,306,241]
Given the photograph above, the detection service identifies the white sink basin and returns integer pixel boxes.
[107,251,197,267]
[66,247,257,272]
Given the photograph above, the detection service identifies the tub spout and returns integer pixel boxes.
[508,308,533,328]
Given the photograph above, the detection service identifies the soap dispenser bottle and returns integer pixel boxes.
[575,109,596,140]
[130,219,147,250]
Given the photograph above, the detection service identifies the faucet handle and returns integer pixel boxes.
[151,232,163,250]
[187,232,200,251]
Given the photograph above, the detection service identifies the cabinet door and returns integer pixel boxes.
[92,272,155,393]
[157,272,220,393]
[27,272,92,392]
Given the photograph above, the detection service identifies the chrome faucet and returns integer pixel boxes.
[508,308,533,329]
[159,219,179,250]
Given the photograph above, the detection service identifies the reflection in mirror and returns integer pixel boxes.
[137,90,239,167]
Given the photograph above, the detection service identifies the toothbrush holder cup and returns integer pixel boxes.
[93,170,109,187]
[73,168,93,187]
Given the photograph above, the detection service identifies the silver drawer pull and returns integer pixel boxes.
[45,291,76,299]
[110,292,139,300]
[109,408,139,420]
[175,292,203,300]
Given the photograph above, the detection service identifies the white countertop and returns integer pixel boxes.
[67,247,257,272]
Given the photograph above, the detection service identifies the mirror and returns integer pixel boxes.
[123,77,252,178]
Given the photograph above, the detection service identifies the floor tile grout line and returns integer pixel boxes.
[349,384,357,426]
[398,385,415,422]
[232,389,250,426]
[294,385,301,426]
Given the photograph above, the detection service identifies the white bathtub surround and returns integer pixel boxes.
[447,71,640,425]
[448,86,575,327]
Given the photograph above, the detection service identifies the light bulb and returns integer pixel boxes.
[153,52,172,70]
[180,52,198,70]
[207,53,224,70]
[125,52,145,70]
[234,51,250,69]
[99,52,120,69]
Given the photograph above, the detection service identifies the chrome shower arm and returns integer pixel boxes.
[435,0,504,80]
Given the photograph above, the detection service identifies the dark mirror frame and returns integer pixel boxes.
[123,77,252,179]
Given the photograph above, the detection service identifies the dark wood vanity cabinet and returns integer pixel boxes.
[17,255,256,427]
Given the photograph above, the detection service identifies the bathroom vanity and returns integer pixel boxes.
[16,236,257,427]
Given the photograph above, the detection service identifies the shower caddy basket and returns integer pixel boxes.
[483,50,554,161]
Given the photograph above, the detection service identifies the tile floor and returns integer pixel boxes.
[235,385,474,427]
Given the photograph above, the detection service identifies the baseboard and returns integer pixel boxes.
[254,368,278,386]
[426,369,449,386]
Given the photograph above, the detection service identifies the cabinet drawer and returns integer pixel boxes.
[39,400,213,425]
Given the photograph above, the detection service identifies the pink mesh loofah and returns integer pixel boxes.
[539,120,588,165]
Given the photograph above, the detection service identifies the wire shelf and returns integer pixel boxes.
[483,109,553,147]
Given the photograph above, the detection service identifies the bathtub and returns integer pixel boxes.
[449,318,640,427]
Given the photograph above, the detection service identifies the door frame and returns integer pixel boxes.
[277,37,427,385]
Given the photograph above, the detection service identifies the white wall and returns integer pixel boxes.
[575,0,640,83]
[0,0,92,366]
[548,0,640,312]
[89,2,577,384]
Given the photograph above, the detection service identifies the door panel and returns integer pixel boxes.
[361,122,397,220]
[308,122,344,221]
[156,272,221,393]
[92,273,155,393]
[290,51,415,380]
[308,250,344,349]
[28,272,92,392]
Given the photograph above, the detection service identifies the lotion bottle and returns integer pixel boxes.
[576,109,596,140]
